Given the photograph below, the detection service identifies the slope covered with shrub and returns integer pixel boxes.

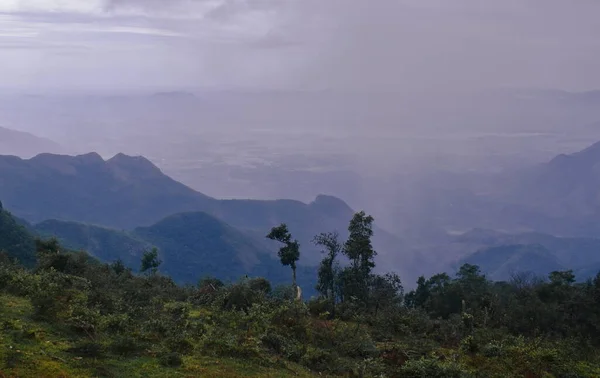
[1,213,600,377]
[0,201,36,267]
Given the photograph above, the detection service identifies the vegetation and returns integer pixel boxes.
[267,224,301,289]
[1,206,600,377]
[0,202,36,267]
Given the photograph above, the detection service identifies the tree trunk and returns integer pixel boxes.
[292,267,297,289]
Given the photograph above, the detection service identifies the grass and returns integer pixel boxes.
[0,294,317,378]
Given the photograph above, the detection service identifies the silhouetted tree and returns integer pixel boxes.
[267,224,300,289]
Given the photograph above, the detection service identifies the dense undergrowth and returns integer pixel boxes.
[1,213,600,376]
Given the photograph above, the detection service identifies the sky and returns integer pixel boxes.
[1,0,600,92]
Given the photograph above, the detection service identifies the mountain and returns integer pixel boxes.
[397,140,600,239]
[459,244,563,281]
[34,219,151,266]
[512,141,600,219]
[0,126,63,158]
[0,153,408,279]
[31,213,316,290]
[0,152,213,228]
[134,212,314,286]
[0,201,36,266]
[452,228,600,281]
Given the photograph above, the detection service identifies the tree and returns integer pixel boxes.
[313,231,342,316]
[340,212,376,305]
[140,247,162,275]
[369,273,403,316]
[344,211,376,274]
[267,224,300,289]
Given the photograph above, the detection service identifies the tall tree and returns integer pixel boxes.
[313,231,342,316]
[344,211,376,274]
[267,224,300,289]
[340,212,376,304]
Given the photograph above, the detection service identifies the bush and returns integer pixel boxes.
[165,335,194,355]
[307,297,332,317]
[300,347,338,372]
[219,280,268,313]
[261,330,304,362]
[4,347,23,369]
[399,358,469,378]
[159,351,183,367]
[481,341,505,358]
[271,284,296,302]
[109,336,144,357]
[67,342,105,358]
[30,268,90,321]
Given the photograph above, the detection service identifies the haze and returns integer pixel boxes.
[2,0,600,253]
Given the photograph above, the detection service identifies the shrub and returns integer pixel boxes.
[67,342,105,358]
[301,347,337,372]
[159,351,183,367]
[261,330,304,362]
[109,336,144,357]
[399,358,469,378]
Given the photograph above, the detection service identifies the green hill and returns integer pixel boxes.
[32,213,317,291]
[34,219,151,267]
[0,201,36,267]
[133,211,306,285]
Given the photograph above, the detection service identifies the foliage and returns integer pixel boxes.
[140,247,162,275]
[267,223,301,288]
[0,209,600,377]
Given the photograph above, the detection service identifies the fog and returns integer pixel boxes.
[2,0,600,273]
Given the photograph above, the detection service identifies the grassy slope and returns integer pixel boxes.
[0,294,317,377]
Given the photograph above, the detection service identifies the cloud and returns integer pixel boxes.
[1,0,600,91]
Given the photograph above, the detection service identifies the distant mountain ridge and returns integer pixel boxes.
[453,228,600,281]
[0,152,409,280]
[0,126,63,158]
[508,140,600,222]
[460,244,563,281]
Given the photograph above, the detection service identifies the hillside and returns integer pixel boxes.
[32,213,317,290]
[511,140,600,219]
[0,235,599,377]
[459,244,563,281]
[134,212,314,286]
[448,228,600,281]
[0,201,36,266]
[0,126,63,158]
[34,219,151,267]
[454,228,600,269]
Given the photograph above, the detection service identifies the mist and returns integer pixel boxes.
[2,0,600,275]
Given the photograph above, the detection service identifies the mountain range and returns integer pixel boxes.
[0,152,409,287]
[453,228,600,281]
[4,138,600,287]
[0,126,63,158]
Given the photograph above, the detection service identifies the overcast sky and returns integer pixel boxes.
[1,0,600,93]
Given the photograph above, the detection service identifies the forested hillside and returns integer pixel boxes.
[1,211,600,377]
[0,201,36,267]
